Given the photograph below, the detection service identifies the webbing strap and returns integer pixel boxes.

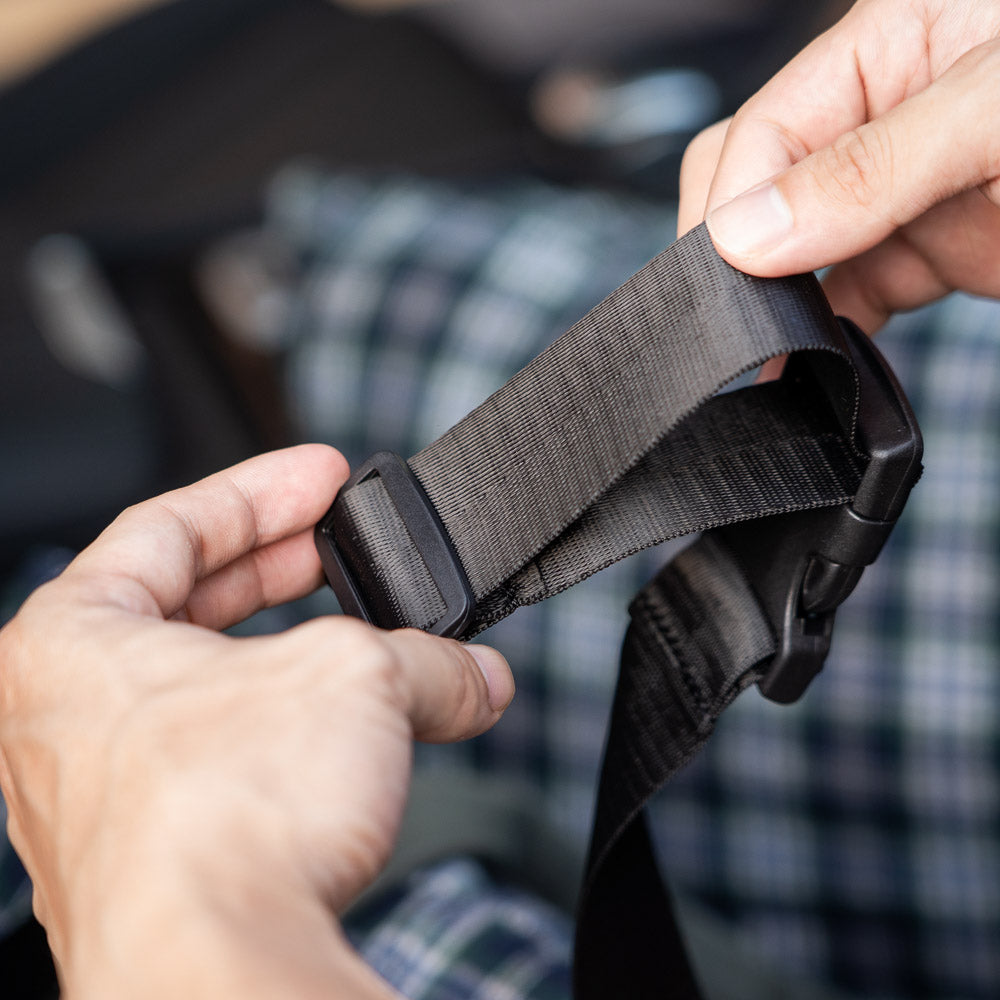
[316,222,921,999]
[329,224,863,637]
[575,534,775,998]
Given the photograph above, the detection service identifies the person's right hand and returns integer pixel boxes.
[678,0,1000,332]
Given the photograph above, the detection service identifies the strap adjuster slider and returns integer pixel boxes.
[315,451,476,638]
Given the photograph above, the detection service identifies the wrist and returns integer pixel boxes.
[61,858,371,1000]
[55,806,366,1000]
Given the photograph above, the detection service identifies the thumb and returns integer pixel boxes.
[705,40,1000,277]
[376,628,515,743]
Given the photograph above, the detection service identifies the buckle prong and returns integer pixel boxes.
[754,318,922,704]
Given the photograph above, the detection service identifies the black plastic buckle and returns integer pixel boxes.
[314,451,476,638]
[751,318,923,704]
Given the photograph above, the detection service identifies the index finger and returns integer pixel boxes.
[704,0,925,211]
[69,444,349,619]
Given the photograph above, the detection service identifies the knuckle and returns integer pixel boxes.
[284,616,398,693]
[680,119,730,187]
[821,125,892,212]
[746,111,811,166]
[298,614,378,651]
[336,624,405,698]
[108,499,154,535]
[682,118,729,167]
[339,821,392,887]
[0,590,65,717]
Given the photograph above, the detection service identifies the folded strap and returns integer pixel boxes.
[323,223,864,638]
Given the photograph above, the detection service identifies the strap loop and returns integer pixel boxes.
[312,223,923,1000]
[316,224,870,640]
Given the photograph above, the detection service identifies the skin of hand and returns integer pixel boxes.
[678,0,1000,332]
[0,444,514,999]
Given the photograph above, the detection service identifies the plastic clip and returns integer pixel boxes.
[736,319,923,704]
[314,451,476,638]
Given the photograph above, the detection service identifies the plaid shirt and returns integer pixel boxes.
[272,169,1000,1000]
[4,168,999,1000]
[348,858,572,1000]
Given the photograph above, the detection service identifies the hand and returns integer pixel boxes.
[0,445,514,999]
[678,0,1000,332]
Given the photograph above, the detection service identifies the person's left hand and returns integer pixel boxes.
[0,444,514,1000]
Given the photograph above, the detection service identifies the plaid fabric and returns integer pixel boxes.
[347,857,571,1000]
[269,169,1000,1000]
[3,168,999,1000]
[650,292,1000,1000]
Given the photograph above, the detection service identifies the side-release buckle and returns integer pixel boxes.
[750,318,923,704]
[314,451,476,637]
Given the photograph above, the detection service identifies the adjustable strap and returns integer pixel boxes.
[314,222,923,999]
[317,224,866,638]
[572,308,921,997]
[575,533,775,999]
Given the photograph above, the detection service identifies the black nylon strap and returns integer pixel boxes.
[316,223,921,1000]
[575,534,775,999]
[329,224,863,637]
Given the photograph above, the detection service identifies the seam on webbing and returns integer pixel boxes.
[638,589,710,722]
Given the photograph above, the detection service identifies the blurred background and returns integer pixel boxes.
[0,0,828,588]
[5,4,999,1000]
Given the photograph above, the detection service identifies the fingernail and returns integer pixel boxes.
[707,182,793,259]
[466,645,515,712]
